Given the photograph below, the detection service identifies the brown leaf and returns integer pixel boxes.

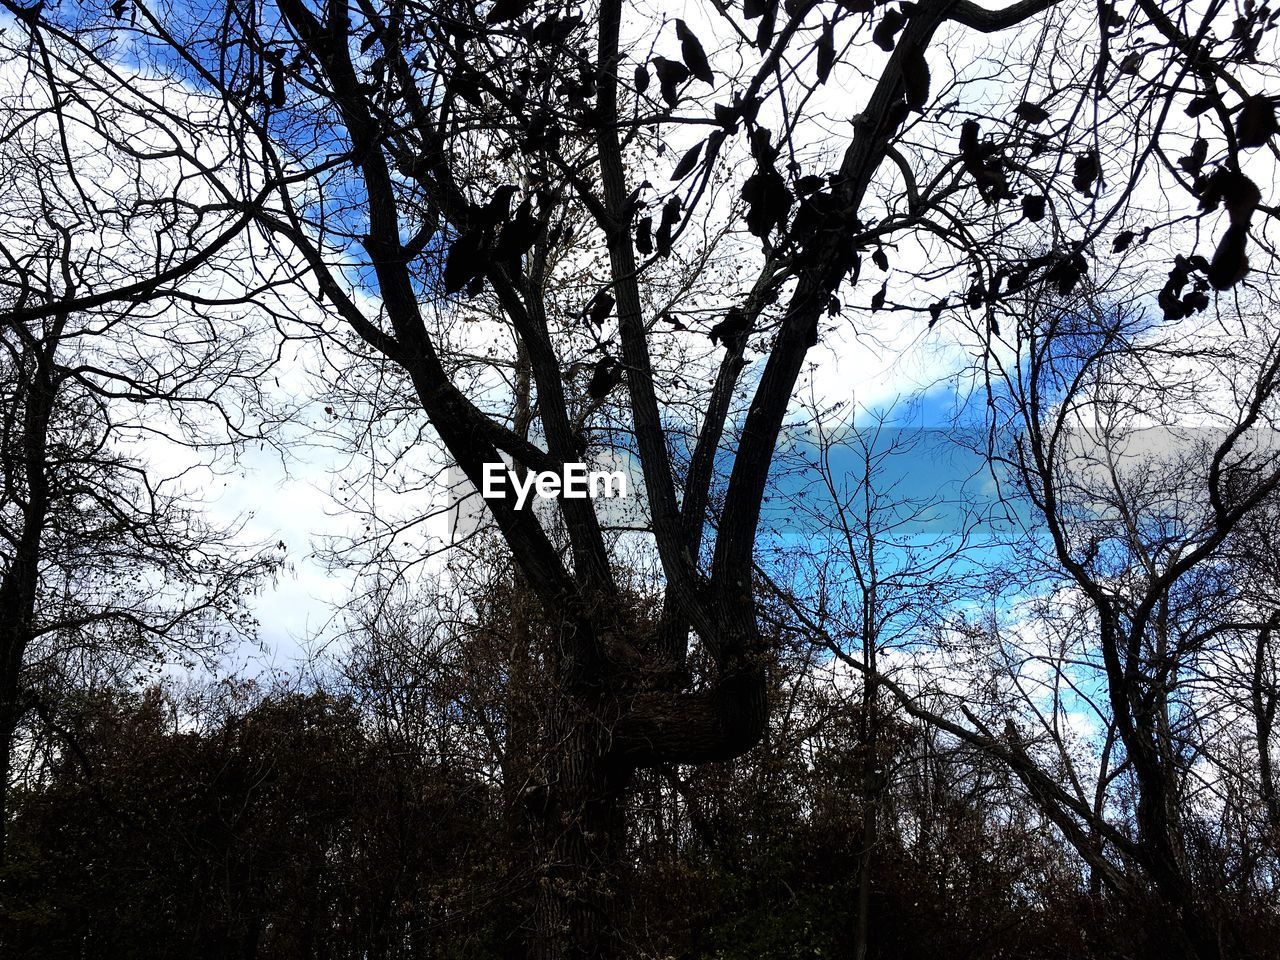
[671,141,704,179]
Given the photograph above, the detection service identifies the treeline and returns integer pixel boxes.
[2,591,1275,960]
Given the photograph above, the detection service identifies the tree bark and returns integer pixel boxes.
[854,644,879,960]
[0,340,56,866]
[0,675,19,864]
[529,700,628,960]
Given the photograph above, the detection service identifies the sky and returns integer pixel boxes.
[6,0,1276,712]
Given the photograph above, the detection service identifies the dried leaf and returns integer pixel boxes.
[815,18,836,85]
[635,216,653,256]
[1178,137,1208,176]
[1237,95,1278,149]
[652,57,690,108]
[902,46,929,112]
[676,20,714,85]
[486,0,532,24]
[1072,150,1099,196]
[872,7,905,52]
[1014,101,1049,124]
[671,141,704,179]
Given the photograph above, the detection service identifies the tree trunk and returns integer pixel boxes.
[1130,731,1224,960]
[529,701,627,960]
[854,623,879,960]
[0,682,16,865]
[853,759,876,960]
[1252,618,1280,841]
[0,340,56,866]
[0,624,35,872]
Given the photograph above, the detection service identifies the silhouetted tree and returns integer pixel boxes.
[7,0,1280,952]
[0,19,286,861]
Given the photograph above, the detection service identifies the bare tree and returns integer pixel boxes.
[781,289,1280,958]
[761,393,986,957]
[986,287,1280,957]
[0,16,289,860]
[10,0,1280,952]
